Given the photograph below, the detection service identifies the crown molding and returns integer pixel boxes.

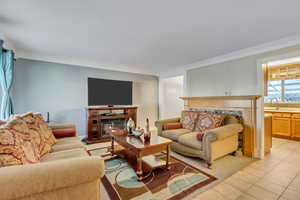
[159,34,300,77]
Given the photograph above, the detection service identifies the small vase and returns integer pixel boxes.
[144,118,151,142]
[127,118,135,133]
[144,131,151,142]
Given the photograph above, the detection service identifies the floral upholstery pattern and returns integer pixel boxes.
[180,111,198,130]
[17,113,56,156]
[17,113,48,157]
[0,119,39,167]
[34,113,57,145]
[194,112,225,141]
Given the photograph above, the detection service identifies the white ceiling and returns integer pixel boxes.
[1,0,300,76]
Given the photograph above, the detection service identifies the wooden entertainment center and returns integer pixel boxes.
[86,106,137,144]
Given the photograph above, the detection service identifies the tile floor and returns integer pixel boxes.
[193,138,300,200]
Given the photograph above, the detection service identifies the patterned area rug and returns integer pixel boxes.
[89,147,217,200]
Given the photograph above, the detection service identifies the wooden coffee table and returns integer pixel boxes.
[109,129,172,181]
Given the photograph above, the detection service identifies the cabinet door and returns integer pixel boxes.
[292,118,300,139]
[272,117,291,137]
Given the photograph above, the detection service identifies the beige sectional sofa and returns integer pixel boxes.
[0,113,104,200]
[155,111,243,167]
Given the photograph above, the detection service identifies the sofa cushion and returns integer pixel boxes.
[181,111,199,131]
[194,112,225,132]
[55,136,82,144]
[0,119,39,167]
[41,149,88,162]
[51,137,85,152]
[161,128,191,141]
[178,132,202,150]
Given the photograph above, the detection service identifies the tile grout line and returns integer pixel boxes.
[234,143,295,199]
[276,169,300,200]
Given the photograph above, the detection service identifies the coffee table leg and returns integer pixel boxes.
[166,144,170,169]
[137,152,143,181]
[111,137,115,155]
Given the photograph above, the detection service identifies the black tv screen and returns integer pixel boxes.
[88,78,132,106]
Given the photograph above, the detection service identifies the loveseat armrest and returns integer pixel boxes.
[202,124,243,164]
[155,117,181,136]
[206,123,243,141]
[50,124,76,138]
[0,156,104,200]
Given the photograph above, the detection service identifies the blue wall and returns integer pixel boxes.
[13,59,158,137]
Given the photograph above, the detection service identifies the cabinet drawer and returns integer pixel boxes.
[272,113,282,117]
[272,113,291,118]
[282,113,291,118]
[292,114,300,119]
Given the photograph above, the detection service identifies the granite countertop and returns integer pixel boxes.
[264,107,300,113]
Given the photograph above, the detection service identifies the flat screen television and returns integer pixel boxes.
[88,78,132,106]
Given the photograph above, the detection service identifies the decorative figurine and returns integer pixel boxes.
[126,117,135,134]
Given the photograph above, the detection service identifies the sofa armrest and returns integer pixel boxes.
[0,156,104,200]
[50,124,76,138]
[202,124,243,163]
[154,117,181,136]
[206,123,243,140]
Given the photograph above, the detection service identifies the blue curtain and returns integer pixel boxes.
[0,40,14,120]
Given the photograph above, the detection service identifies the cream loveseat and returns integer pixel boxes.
[0,113,104,200]
[155,111,243,167]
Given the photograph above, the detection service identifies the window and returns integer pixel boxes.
[265,79,300,102]
[265,80,282,102]
[284,79,300,102]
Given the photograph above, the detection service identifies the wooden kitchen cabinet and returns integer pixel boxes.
[272,114,291,138]
[266,111,300,140]
[292,115,300,140]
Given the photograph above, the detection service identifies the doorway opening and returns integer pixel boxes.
[260,56,300,158]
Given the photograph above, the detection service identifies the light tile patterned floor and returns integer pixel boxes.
[193,138,300,200]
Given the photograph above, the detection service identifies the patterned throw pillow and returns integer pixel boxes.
[180,111,199,131]
[18,113,56,157]
[0,119,39,167]
[17,113,45,158]
[33,113,57,155]
[194,112,225,141]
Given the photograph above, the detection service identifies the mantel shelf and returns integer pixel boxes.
[180,95,261,101]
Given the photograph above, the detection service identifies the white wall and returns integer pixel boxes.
[13,59,159,136]
[186,45,300,97]
[159,76,184,119]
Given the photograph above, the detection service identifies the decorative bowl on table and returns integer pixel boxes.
[129,130,143,137]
